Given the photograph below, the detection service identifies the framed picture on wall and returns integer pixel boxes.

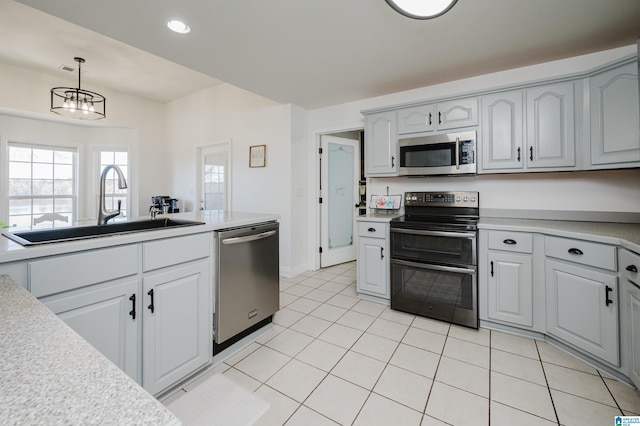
[249,144,266,168]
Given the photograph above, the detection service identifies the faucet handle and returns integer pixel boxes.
[117,199,122,212]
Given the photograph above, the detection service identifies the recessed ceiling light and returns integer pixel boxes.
[167,20,191,34]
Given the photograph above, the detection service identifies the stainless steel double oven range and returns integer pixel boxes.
[390,191,479,329]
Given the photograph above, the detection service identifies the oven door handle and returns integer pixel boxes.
[391,258,476,275]
[390,228,476,239]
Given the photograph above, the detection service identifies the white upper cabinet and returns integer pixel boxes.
[437,98,479,130]
[480,91,525,171]
[589,61,640,167]
[397,97,478,135]
[364,110,398,176]
[526,82,576,169]
[397,104,435,134]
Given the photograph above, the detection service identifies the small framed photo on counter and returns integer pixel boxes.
[249,144,266,168]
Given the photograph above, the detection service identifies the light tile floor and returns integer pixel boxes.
[164,262,640,425]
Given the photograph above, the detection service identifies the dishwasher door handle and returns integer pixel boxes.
[222,229,277,245]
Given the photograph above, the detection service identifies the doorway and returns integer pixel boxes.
[197,142,232,212]
[319,131,364,268]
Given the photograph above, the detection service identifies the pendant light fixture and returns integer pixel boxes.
[385,0,458,19]
[50,57,106,120]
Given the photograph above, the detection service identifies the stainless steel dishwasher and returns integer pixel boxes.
[214,221,279,349]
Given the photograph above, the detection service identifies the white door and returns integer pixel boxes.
[320,135,359,267]
[198,143,231,211]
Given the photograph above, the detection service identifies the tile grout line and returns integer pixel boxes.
[599,370,625,415]
[535,339,561,425]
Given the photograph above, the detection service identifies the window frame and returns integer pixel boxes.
[6,141,79,230]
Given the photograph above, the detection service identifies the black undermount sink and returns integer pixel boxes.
[2,219,205,246]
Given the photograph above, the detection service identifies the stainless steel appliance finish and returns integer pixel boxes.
[398,131,476,176]
[214,221,279,344]
[390,191,479,328]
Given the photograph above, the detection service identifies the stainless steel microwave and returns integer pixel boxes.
[398,131,476,176]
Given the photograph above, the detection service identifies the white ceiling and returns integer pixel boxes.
[2,0,640,109]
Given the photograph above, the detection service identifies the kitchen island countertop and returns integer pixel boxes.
[0,274,180,426]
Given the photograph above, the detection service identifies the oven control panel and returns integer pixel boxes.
[404,191,479,208]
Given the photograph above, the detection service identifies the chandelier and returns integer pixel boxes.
[385,0,458,19]
[50,57,106,120]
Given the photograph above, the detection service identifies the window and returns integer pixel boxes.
[203,152,227,210]
[99,150,129,219]
[8,143,77,229]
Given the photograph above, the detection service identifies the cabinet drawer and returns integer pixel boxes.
[143,232,211,272]
[488,231,533,253]
[30,245,138,297]
[358,222,388,239]
[620,248,640,285]
[545,236,616,271]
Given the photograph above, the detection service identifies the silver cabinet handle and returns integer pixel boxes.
[222,230,276,245]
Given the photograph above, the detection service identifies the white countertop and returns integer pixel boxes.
[0,275,180,425]
[479,217,640,254]
[0,211,279,264]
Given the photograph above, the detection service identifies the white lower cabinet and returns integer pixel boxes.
[142,260,211,395]
[357,221,389,299]
[31,232,214,396]
[545,258,619,366]
[44,278,140,381]
[487,251,533,327]
[620,248,640,389]
[482,230,536,329]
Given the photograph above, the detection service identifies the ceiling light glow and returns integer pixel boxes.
[385,0,458,19]
[167,20,191,34]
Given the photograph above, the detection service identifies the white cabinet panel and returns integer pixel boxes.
[590,62,640,167]
[545,235,616,271]
[143,232,211,272]
[545,259,618,366]
[365,111,397,176]
[488,252,533,327]
[30,245,138,297]
[398,104,435,134]
[480,91,524,171]
[143,260,211,395]
[526,82,576,169]
[357,221,389,299]
[44,278,139,381]
[628,281,640,388]
[436,97,479,130]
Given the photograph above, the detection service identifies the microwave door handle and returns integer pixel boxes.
[455,137,460,170]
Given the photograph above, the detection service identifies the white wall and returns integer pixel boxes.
[164,84,297,274]
[0,61,170,214]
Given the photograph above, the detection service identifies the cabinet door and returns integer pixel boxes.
[44,278,139,381]
[480,91,525,171]
[526,83,576,169]
[397,104,435,134]
[545,259,618,365]
[365,111,397,176]
[143,260,211,395]
[487,251,533,327]
[436,97,479,130]
[357,237,389,298]
[590,62,640,167]
[628,282,640,389]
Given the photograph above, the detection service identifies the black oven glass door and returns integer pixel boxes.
[391,259,478,328]
[391,228,476,266]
